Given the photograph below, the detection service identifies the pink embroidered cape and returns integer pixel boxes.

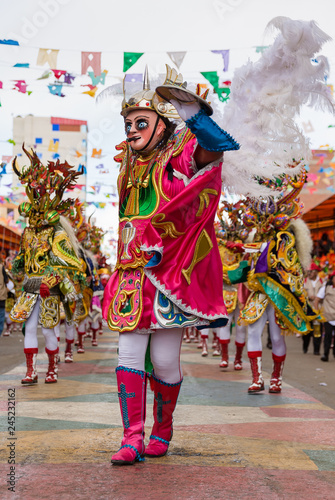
[102,128,227,333]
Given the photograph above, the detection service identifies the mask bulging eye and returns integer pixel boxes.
[136,119,148,131]
[125,123,132,134]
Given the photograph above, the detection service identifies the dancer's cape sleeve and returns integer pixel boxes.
[142,162,227,321]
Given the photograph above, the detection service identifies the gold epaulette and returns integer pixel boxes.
[114,141,128,163]
[243,243,263,251]
[172,128,195,157]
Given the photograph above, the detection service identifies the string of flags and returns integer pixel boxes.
[0,41,282,103]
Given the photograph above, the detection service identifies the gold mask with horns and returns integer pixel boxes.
[13,145,82,228]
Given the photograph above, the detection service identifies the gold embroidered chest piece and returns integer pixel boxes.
[23,227,53,276]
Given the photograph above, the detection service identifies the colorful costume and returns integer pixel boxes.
[100,65,239,464]
[9,148,86,384]
[237,171,320,392]
[71,205,104,351]
[215,201,250,370]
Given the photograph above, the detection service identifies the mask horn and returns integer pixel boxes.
[143,65,150,91]
[12,157,21,178]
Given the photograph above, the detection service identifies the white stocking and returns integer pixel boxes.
[24,299,40,349]
[150,328,183,383]
[42,327,58,351]
[65,322,75,341]
[267,306,286,357]
[78,318,87,334]
[247,305,286,355]
[118,328,183,384]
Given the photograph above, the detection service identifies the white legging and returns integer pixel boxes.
[54,322,75,342]
[247,304,286,357]
[24,297,58,351]
[216,307,246,344]
[78,318,87,334]
[118,328,183,384]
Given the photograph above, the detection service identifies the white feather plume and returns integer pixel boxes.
[288,218,313,271]
[59,216,81,259]
[221,17,334,198]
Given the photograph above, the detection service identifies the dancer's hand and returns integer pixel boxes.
[40,283,50,298]
[169,88,201,121]
[226,241,244,254]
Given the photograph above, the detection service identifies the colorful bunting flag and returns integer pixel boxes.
[211,50,230,72]
[123,52,144,72]
[52,69,66,80]
[13,80,27,93]
[167,51,186,69]
[48,84,64,97]
[81,51,101,76]
[92,149,102,158]
[48,139,59,152]
[124,73,142,83]
[13,63,29,68]
[78,164,86,174]
[0,39,19,45]
[37,48,59,69]
[88,70,108,86]
[37,70,52,80]
[302,121,314,133]
[82,86,98,97]
[255,46,269,53]
[64,73,75,85]
[201,71,230,102]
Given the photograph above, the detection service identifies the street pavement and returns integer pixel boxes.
[1,328,335,499]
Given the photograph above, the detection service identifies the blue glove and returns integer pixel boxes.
[186,109,240,152]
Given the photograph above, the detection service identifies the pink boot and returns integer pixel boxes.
[21,348,38,384]
[145,374,182,458]
[111,366,147,465]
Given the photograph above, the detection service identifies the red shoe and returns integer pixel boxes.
[21,349,38,384]
[45,349,58,384]
[201,338,208,357]
[219,341,229,368]
[77,333,85,353]
[91,329,98,347]
[248,355,264,393]
[234,342,245,371]
[269,354,285,393]
[64,341,73,363]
